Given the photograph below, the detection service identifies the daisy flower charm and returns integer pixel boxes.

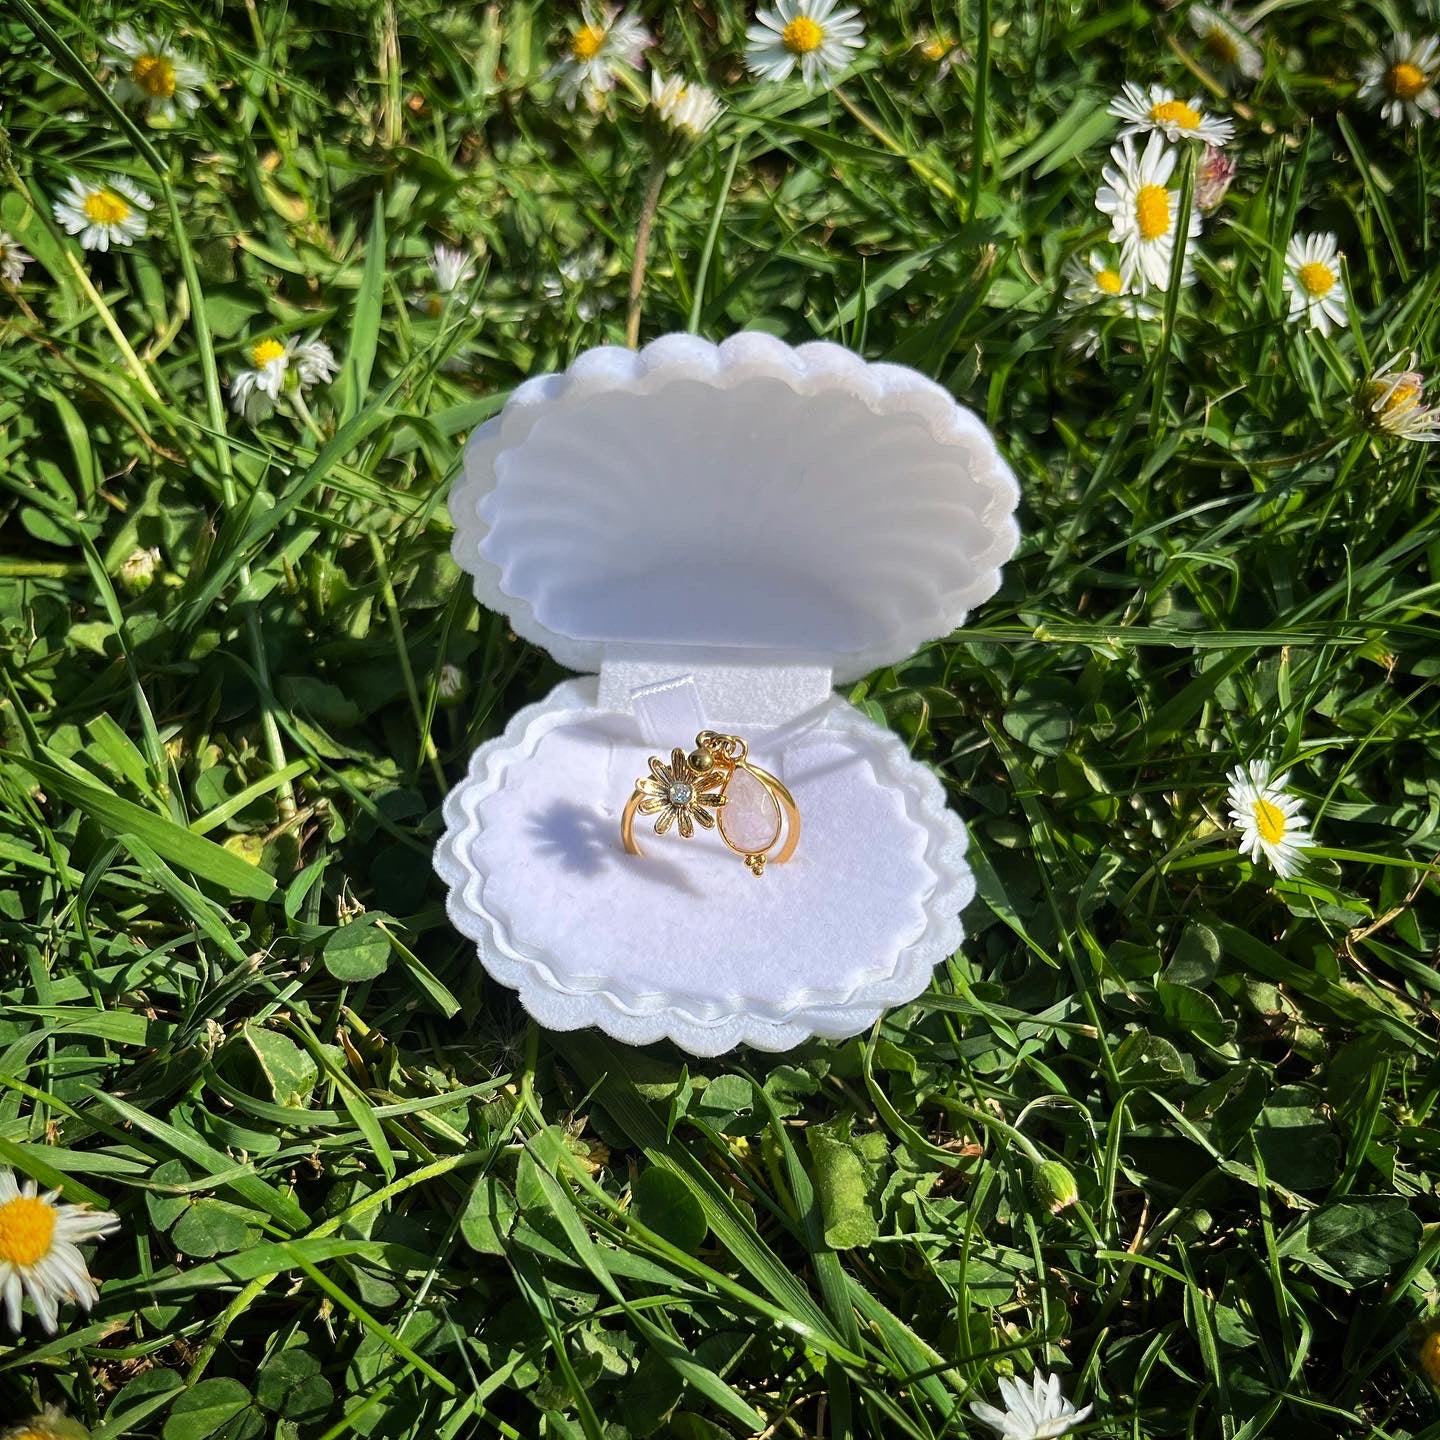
[1094,133,1201,291]
[1109,82,1234,146]
[52,174,153,252]
[0,1169,119,1334]
[1282,232,1347,336]
[1357,33,1440,127]
[549,3,650,111]
[633,746,729,840]
[970,1369,1094,1440]
[104,25,207,121]
[1226,759,1313,879]
[747,0,866,91]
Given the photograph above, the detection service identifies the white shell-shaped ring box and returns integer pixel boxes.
[436,333,1020,1056]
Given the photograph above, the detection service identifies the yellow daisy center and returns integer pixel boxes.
[1252,797,1287,845]
[1420,1329,1440,1386]
[1388,61,1426,101]
[1382,379,1422,415]
[1297,260,1335,297]
[570,25,605,62]
[1095,267,1125,295]
[1150,98,1200,128]
[1204,28,1240,64]
[82,188,131,226]
[132,52,177,98]
[1135,184,1171,240]
[0,1194,57,1267]
[782,16,825,53]
[250,337,286,367]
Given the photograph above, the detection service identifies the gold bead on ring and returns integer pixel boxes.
[621,731,799,877]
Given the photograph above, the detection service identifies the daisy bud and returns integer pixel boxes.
[1031,1159,1080,1216]
[118,546,161,596]
[307,553,350,614]
[1195,146,1237,213]
[436,663,466,708]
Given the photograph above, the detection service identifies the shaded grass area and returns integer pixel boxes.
[2,0,1440,1435]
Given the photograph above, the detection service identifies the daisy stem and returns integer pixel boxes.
[365,529,448,794]
[626,152,670,348]
[969,0,991,219]
[61,248,163,404]
[833,88,960,205]
[290,387,329,446]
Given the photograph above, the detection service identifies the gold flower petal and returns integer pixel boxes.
[678,809,694,838]
[637,796,667,815]
[670,747,690,780]
[653,806,676,836]
[692,806,716,829]
[649,757,673,786]
[637,777,666,798]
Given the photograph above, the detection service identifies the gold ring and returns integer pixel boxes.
[621,730,800,877]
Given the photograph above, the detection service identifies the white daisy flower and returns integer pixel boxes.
[0,232,33,286]
[104,24,207,122]
[118,546,162,596]
[230,335,339,424]
[1358,353,1440,442]
[1226,759,1313,879]
[1282,231,1347,336]
[549,3,650,112]
[1109,82,1234,146]
[542,245,614,322]
[1357,33,1440,128]
[1064,248,1165,319]
[1095,132,1202,291]
[0,1170,119,1334]
[411,244,481,319]
[971,1369,1094,1440]
[52,174,153,252]
[916,32,965,81]
[746,0,866,91]
[429,244,475,296]
[3,1403,87,1440]
[649,71,726,143]
[1188,3,1263,81]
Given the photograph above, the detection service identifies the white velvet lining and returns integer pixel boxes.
[435,679,975,1054]
[449,333,1021,683]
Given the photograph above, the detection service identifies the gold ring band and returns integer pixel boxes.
[621,731,800,877]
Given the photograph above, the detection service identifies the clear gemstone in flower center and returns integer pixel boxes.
[668,782,695,806]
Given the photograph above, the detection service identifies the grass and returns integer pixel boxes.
[2,0,1440,1436]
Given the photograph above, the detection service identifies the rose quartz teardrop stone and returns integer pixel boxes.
[719,766,781,854]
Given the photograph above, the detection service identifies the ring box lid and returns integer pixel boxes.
[449,332,1020,687]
